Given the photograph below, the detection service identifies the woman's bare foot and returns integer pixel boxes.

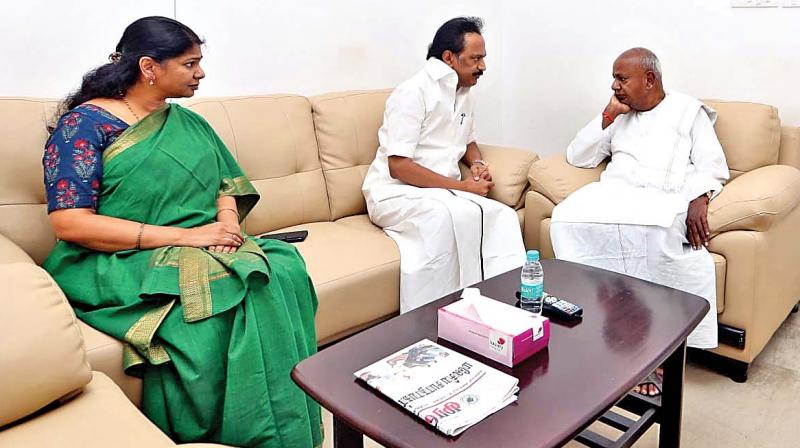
[633,367,663,397]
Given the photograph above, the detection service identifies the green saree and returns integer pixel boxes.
[43,104,322,447]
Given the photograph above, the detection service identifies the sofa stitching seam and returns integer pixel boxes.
[313,259,400,286]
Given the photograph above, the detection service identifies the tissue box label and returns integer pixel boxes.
[488,331,509,356]
[532,322,545,341]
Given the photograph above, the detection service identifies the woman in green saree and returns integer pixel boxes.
[43,16,322,447]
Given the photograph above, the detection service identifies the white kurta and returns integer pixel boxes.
[363,58,525,312]
[551,92,729,349]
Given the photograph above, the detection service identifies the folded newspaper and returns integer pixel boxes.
[354,339,519,436]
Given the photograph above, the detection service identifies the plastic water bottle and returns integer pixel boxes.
[520,250,544,315]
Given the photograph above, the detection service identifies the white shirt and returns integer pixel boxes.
[363,58,477,203]
[553,91,729,227]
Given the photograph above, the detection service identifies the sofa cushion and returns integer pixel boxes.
[528,154,607,205]
[272,216,400,343]
[310,90,392,220]
[185,96,332,235]
[0,98,59,264]
[708,164,800,235]
[0,233,35,264]
[703,100,781,180]
[0,263,92,426]
[0,373,177,447]
[458,144,539,209]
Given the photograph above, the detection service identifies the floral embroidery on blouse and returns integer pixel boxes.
[44,143,60,185]
[55,179,79,209]
[43,104,128,212]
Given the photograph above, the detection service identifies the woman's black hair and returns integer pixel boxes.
[426,17,483,61]
[60,16,203,113]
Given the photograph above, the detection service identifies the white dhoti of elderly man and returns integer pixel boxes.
[363,17,525,312]
[551,48,729,380]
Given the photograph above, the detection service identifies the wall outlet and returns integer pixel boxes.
[731,0,779,6]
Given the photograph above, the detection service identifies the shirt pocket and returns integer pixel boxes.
[454,116,473,146]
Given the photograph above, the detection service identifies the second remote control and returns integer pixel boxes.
[543,293,583,320]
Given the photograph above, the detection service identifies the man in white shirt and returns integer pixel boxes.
[551,48,729,396]
[363,17,525,312]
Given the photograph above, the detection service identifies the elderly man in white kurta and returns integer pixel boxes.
[551,48,728,374]
[363,17,525,312]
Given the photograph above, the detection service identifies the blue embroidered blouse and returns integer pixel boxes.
[43,105,129,213]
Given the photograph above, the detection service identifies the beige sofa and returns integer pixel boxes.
[0,90,538,409]
[0,263,229,447]
[523,100,800,381]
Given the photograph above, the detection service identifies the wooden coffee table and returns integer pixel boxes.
[292,259,709,447]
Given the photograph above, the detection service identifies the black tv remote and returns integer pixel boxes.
[542,293,583,320]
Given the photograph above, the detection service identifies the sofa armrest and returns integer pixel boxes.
[709,164,800,235]
[528,154,608,205]
[460,144,539,209]
[0,233,35,264]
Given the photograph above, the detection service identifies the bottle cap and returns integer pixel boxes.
[526,250,539,262]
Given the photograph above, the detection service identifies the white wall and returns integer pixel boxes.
[2,1,798,156]
[0,1,173,98]
[500,0,800,154]
[173,0,505,140]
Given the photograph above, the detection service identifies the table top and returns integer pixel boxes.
[292,259,709,448]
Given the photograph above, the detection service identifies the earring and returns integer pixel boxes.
[148,79,155,86]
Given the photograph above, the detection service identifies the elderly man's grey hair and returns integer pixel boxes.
[619,47,662,81]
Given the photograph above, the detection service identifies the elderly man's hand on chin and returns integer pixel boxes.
[686,193,711,250]
[601,94,632,129]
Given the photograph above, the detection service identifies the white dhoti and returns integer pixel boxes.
[551,214,718,349]
[367,188,525,313]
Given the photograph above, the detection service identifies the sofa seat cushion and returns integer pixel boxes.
[77,320,142,407]
[271,218,400,343]
[0,373,172,447]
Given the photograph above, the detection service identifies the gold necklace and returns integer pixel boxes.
[122,96,141,122]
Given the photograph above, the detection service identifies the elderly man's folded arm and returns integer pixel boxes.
[566,115,613,168]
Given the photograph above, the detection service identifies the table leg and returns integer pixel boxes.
[659,341,686,447]
[333,414,364,448]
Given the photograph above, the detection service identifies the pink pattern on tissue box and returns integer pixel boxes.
[437,294,550,367]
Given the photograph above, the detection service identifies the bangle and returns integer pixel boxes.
[217,207,240,219]
[602,112,615,123]
[471,159,487,167]
[135,223,145,250]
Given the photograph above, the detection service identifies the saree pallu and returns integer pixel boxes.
[43,104,322,448]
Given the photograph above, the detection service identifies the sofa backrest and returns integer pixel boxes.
[310,90,392,220]
[778,125,800,170]
[703,100,782,180]
[0,263,92,427]
[0,98,59,264]
[185,95,332,235]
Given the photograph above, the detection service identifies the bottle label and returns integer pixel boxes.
[520,281,543,300]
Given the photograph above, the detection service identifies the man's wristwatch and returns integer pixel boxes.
[471,159,487,167]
